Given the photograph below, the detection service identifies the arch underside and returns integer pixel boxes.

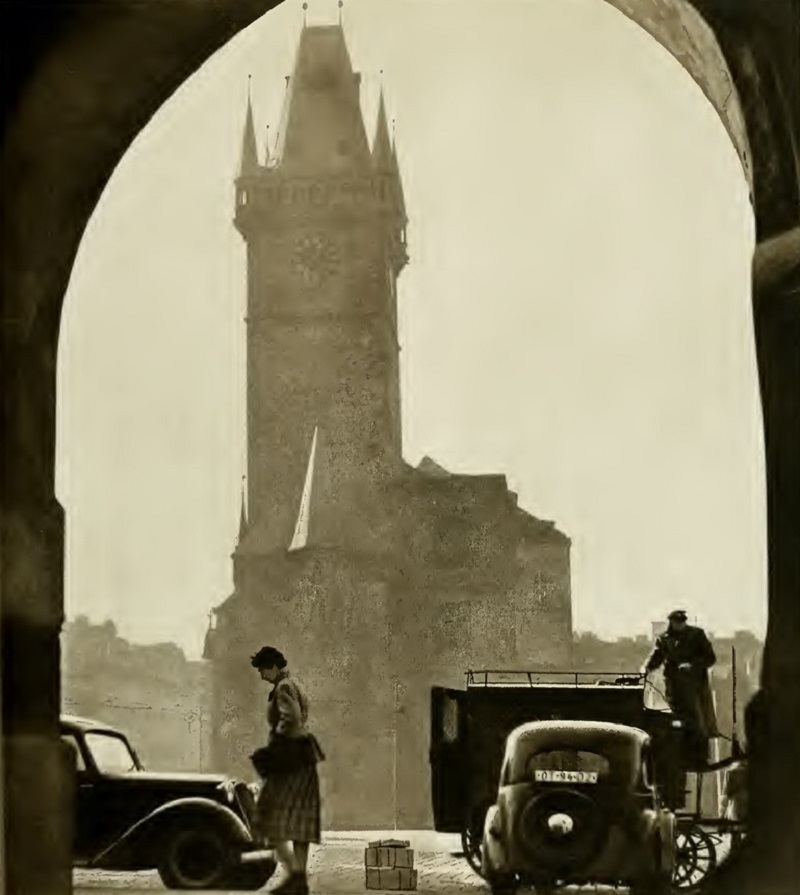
[605,0,753,194]
[2,1,799,893]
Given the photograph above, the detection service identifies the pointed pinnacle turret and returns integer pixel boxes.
[238,478,248,542]
[390,130,407,220]
[239,89,259,176]
[372,88,392,171]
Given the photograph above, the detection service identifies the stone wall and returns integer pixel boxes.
[208,467,574,829]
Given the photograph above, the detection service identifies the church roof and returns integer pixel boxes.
[416,455,452,478]
[273,24,371,173]
[410,457,569,542]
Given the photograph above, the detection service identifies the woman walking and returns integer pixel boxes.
[250,646,324,894]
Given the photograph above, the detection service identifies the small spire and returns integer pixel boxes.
[338,0,343,25]
[288,428,319,553]
[302,2,308,26]
[372,87,392,169]
[390,122,407,220]
[238,476,248,542]
[264,124,271,164]
[239,84,258,176]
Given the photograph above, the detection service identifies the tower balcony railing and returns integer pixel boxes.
[235,172,404,218]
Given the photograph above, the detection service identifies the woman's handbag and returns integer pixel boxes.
[250,733,325,778]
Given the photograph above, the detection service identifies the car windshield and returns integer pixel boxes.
[85,732,140,774]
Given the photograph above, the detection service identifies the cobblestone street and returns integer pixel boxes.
[73,831,619,894]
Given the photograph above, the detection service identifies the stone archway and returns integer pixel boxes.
[2,2,798,893]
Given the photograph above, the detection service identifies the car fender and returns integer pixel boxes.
[91,797,253,870]
[482,804,509,875]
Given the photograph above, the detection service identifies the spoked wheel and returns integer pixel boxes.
[673,823,718,890]
[460,801,491,877]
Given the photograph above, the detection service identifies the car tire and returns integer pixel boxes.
[483,850,517,895]
[158,822,235,890]
[486,872,518,895]
[222,858,278,891]
[630,833,673,895]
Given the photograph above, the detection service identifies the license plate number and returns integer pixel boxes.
[534,770,598,784]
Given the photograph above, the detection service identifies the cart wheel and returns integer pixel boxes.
[460,802,491,877]
[673,824,717,890]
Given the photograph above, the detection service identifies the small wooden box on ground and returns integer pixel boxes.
[365,839,416,890]
[365,868,418,890]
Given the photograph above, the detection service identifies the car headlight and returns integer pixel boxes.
[671,720,683,729]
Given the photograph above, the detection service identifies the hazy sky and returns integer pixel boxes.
[56,0,765,659]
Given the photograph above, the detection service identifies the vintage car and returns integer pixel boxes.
[61,714,276,890]
[480,720,676,895]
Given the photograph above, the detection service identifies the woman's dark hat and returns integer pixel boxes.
[668,609,688,621]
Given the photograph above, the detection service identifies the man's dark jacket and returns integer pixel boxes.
[645,624,718,738]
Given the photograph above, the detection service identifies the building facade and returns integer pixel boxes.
[203,22,573,829]
[62,617,212,772]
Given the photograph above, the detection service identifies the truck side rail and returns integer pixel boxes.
[465,670,647,688]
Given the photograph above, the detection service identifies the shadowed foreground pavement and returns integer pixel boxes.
[73,831,618,894]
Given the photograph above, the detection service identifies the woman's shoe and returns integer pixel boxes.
[272,871,307,894]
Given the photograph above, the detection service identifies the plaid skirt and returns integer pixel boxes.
[256,763,321,844]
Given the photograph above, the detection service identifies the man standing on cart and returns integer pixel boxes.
[644,609,719,766]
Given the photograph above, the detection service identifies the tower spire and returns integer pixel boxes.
[238,476,248,542]
[264,124,271,165]
[372,86,392,170]
[272,23,371,171]
[239,81,258,176]
[390,125,407,221]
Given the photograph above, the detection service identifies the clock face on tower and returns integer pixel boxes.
[291,232,341,288]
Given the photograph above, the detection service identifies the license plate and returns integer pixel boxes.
[534,770,598,784]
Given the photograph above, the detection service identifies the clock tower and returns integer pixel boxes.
[206,17,572,829]
[234,23,407,554]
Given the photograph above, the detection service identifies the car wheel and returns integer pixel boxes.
[222,858,278,891]
[483,847,517,895]
[158,823,235,890]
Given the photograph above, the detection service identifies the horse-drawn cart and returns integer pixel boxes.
[430,669,747,891]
